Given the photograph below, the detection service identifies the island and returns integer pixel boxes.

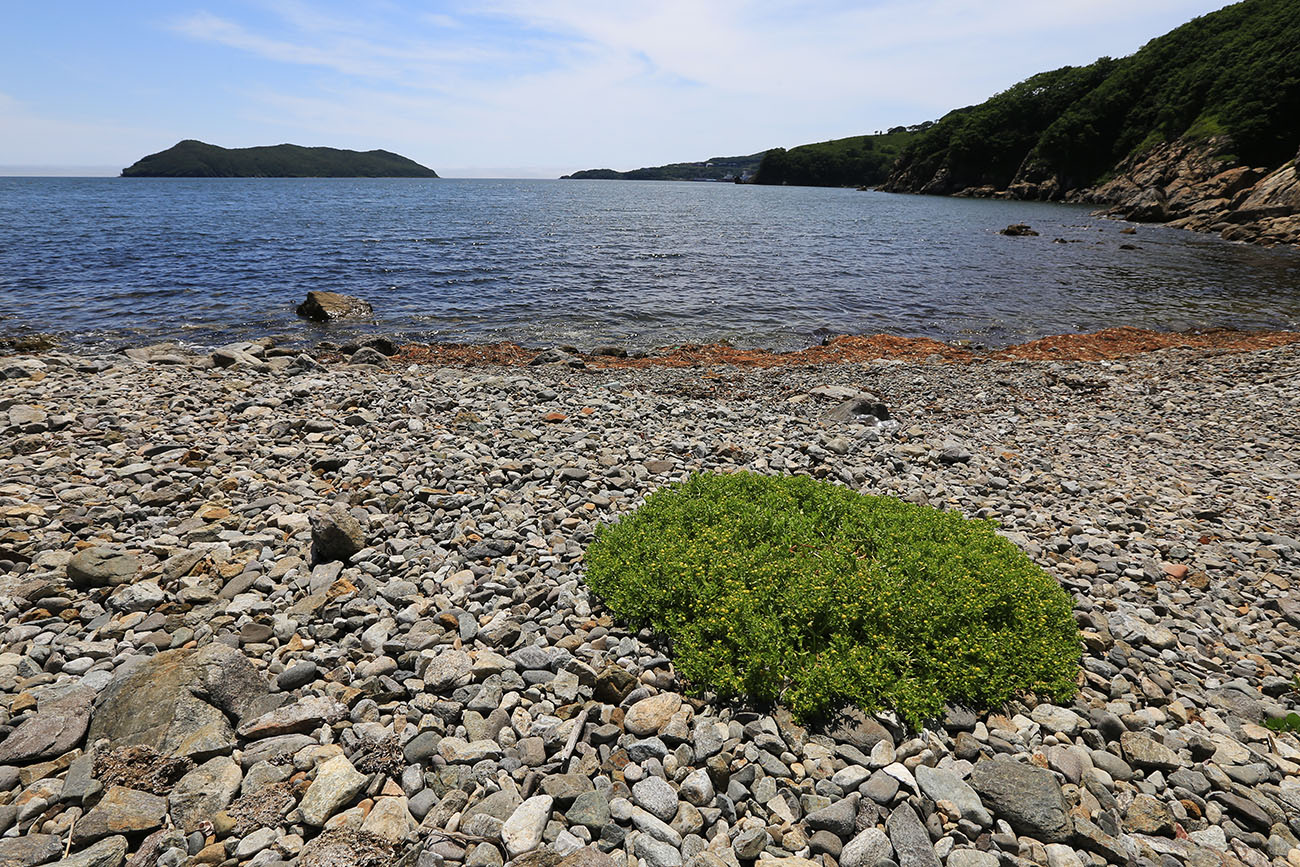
[120,140,439,178]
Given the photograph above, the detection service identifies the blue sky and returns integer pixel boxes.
[2,0,1233,177]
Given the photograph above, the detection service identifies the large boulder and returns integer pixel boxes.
[296,291,373,321]
[87,644,269,760]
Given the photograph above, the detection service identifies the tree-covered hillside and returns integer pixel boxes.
[752,129,920,187]
[884,0,1300,196]
[562,153,762,181]
[121,141,439,178]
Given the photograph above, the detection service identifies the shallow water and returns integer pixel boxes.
[2,177,1298,350]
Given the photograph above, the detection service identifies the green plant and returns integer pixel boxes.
[584,472,1081,726]
[1265,712,1300,734]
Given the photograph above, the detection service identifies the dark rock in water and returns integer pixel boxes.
[592,345,628,358]
[0,333,58,354]
[296,291,373,321]
[1000,223,1039,236]
[310,504,366,563]
[87,644,269,760]
[0,683,95,763]
[969,757,1072,842]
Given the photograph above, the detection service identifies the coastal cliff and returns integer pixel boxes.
[1079,138,1300,245]
[879,0,1300,245]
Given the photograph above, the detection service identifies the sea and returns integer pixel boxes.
[2,177,1298,351]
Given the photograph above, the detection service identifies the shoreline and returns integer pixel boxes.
[7,325,1299,369]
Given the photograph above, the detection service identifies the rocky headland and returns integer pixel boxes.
[1,333,1299,867]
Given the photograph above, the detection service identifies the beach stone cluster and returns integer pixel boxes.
[0,336,1298,867]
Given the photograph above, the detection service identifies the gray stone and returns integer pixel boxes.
[276,661,319,691]
[632,776,679,823]
[66,548,139,588]
[839,827,892,867]
[679,768,714,807]
[915,765,991,827]
[732,827,770,860]
[969,758,1072,842]
[52,836,129,867]
[1120,732,1186,772]
[541,773,594,805]
[168,756,242,832]
[501,795,553,859]
[634,834,683,867]
[236,695,345,740]
[72,786,167,845]
[0,684,94,763]
[0,834,64,867]
[885,803,940,867]
[296,291,373,321]
[310,504,365,563]
[806,794,858,838]
[299,755,367,826]
[567,789,611,830]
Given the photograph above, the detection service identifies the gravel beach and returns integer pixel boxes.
[1,335,1298,867]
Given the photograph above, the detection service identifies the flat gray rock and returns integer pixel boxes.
[969,758,1072,842]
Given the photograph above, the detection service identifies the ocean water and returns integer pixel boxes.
[1,176,1298,351]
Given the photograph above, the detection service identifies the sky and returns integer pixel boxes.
[1,0,1235,178]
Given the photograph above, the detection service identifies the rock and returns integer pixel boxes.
[541,773,594,805]
[237,695,345,740]
[885,803,940,867]
[437,738,502,763]
[66,548,139,588]
[362,796,415,844]
[277,660,319,691]
[944,851,998,867]
[969,758,1072,842]
[349,346,390,367]
[678,767,714,806]
[0,835,64,867]
[296,291,373,321]
[87,643,268,759]
[732,827,770,860]
[1119,732,1185,771]
[634,834,682,867]
[558,849,616,867]
[632,776,679,823]
[567,789,610,830]
[0,684,94,763]
[915,765,991,827]
[167,756,242,831]
[826,395,890,424]
[825,708,893,752]
[501,795,553,859]
[624,693,682,737]
[53,836,129,867]
[423,649,473,692]
[300,755,368,826]
[839,827,893,867]
[310,504,365,563]
[72,786,167,844]
[1000,224,1039,236]
[805,795,858,838]
[1124,793,1174,836]
[1030,704,1083,737]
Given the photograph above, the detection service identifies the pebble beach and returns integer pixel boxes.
[1,333,1299,867]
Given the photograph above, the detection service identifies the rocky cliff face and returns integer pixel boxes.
[1075,137,1300,246]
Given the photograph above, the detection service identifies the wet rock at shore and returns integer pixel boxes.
[295,290,374,321]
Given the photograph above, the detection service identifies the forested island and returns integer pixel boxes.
[121,140,439,178]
